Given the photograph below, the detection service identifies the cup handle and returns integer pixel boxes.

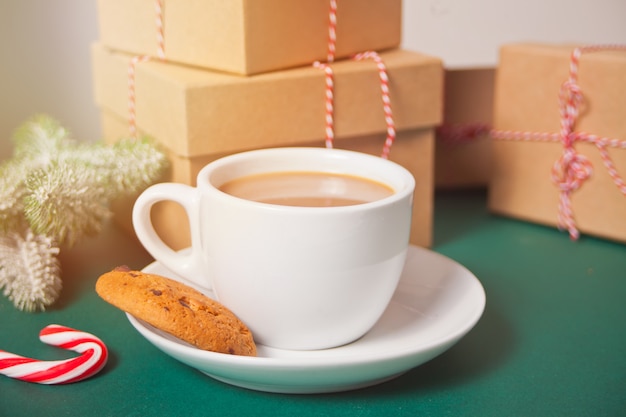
[132,182,209,291]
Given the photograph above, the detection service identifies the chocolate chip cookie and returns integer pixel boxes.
[95,266,256,356]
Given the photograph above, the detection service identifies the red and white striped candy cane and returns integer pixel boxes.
[0,324,108,384]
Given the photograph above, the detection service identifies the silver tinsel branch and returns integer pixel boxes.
[0,115,168,312]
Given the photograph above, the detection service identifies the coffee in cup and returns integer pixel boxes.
[218,171,394,207]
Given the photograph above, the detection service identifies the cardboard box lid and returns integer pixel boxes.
[93,43,443,157]
[97,0,401,75]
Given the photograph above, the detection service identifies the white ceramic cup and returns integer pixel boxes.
[132,147,415,351]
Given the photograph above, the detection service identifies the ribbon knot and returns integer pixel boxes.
[491,45,626,241]
[551,144,592,240]
[552,146,593,193]
[555,73,590,191]
[552,65,590,239]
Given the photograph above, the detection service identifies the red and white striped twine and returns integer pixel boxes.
[127,55,151,137]
[436,123,492,145]
[490,44,626,240]
[127,0,166,137]
[155,0,166,60]
[353,51,396,159]
[314,0,396,159]
[326,0,338,63]
[0,325,108,384]
[312,61,336,149]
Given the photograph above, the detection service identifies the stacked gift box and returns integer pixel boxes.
[92,0,444,250]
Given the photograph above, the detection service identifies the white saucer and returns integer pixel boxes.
[127,245,486,394]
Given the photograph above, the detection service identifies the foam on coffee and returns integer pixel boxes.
[219,171,394,207]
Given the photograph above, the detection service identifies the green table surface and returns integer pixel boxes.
[1,190,624,417]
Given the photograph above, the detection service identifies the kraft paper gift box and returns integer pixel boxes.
[92,44,443,249]
[97,0,401,75]
[435,68,494,188]
[488,43,626,242]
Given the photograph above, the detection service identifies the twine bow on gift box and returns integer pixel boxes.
[491,45,626,240]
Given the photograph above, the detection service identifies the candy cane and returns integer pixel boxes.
[0,324,108,384]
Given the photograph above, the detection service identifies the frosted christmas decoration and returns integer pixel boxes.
[0,115,167,311]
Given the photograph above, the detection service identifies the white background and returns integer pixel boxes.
[402,0,626,68]
[1,0,625,160]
